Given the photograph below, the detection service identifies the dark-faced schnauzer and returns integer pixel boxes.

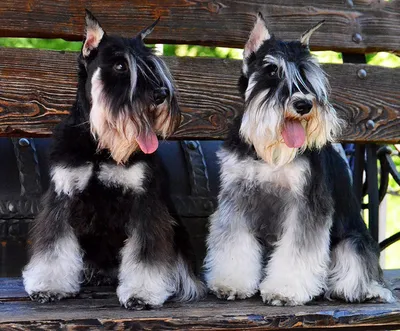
[23,10,205,309]
[204,13,394,306]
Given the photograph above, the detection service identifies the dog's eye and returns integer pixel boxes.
[265,64,278,77]
[113,61,128,72]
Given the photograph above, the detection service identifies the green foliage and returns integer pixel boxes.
[312,51,342,63]
[366,52,400,68]
[0,38,82,51]
[163,45,243,59]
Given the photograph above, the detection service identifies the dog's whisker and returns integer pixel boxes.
[136,63,156,85]
[73,120,90,127]
[136,56,161,84]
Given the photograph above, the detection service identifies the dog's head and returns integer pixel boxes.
[80,10,180,164]
[239,13,342,166]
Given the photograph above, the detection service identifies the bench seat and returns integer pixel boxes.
[1,270,399,329]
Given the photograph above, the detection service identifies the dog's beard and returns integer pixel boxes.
[240,93,342,167]
[153,100,174,138]
[90,103,141,164]
[90,69,174,164]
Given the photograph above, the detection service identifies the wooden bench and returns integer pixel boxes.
[1,1,400,329]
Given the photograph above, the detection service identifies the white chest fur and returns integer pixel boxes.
[51,164,93,197]
[51,162,147,196]
[218,149,310,196]
[97,162,147,193]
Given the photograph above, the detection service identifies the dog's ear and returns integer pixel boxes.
[244,12,271,59]
[242,12,271,76]
[82,9,105,57]
[300,20,325,48]
[139,17,160,40]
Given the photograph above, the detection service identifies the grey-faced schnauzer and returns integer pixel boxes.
[204,13,394,306]
[23,10,205,310]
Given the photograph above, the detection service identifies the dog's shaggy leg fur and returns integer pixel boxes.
[325,153,395,303]
[117,231,176,309]
[327,236,394,303]
[259,206,332,306]
[23,190,84,302]
[204,205,263,300]
[117,195,205,310]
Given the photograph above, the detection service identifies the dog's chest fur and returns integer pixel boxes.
[51,161,147,197]
[217,147,313,247]
[219,148,310,196]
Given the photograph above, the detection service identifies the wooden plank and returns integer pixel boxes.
[0,271,399,329]
[0,48,399,143]
[0,0,400,53]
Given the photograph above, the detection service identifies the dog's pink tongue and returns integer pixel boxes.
[136,130,159,154]
[282,120,306,148]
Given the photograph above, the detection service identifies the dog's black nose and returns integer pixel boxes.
[154,88,169,105]
[294,100,313,115]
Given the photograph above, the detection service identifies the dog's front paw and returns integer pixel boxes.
[30,291,76,303]
[122,297,158,310]
[117,283,168,310]
[124,297,147,310]
[259,280,312,306]
[208,283,257,301]
[260,291,301,306]
[119,296,162,310]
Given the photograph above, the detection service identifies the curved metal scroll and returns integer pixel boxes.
[176,141,216,217]
[377,146,400,251]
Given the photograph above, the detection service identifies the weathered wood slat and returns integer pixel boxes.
[0,48,399,143]
[1,0,400,53]
[0,271,399,329]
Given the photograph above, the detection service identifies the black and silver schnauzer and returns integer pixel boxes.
[23,10,204,309]
[204,13,394,306]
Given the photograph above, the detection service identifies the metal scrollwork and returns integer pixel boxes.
[377,145,400,250]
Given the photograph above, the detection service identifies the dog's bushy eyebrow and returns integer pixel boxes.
[112,51,127,57]
[302,60,330,100]
[261,53,328,101]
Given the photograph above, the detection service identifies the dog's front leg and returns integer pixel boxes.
[204,207,263,300]
[22,191,84,303]
[116,195,179,310]
[259,205,332,306]
[116,229,176,310]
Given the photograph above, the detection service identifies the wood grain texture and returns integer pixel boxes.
[0,271,399,329]
[0,0,400,53]
[0,48,399,143]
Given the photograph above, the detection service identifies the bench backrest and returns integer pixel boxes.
[0,0,399,143]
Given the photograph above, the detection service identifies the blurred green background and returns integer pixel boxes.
[0,37,399,269]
